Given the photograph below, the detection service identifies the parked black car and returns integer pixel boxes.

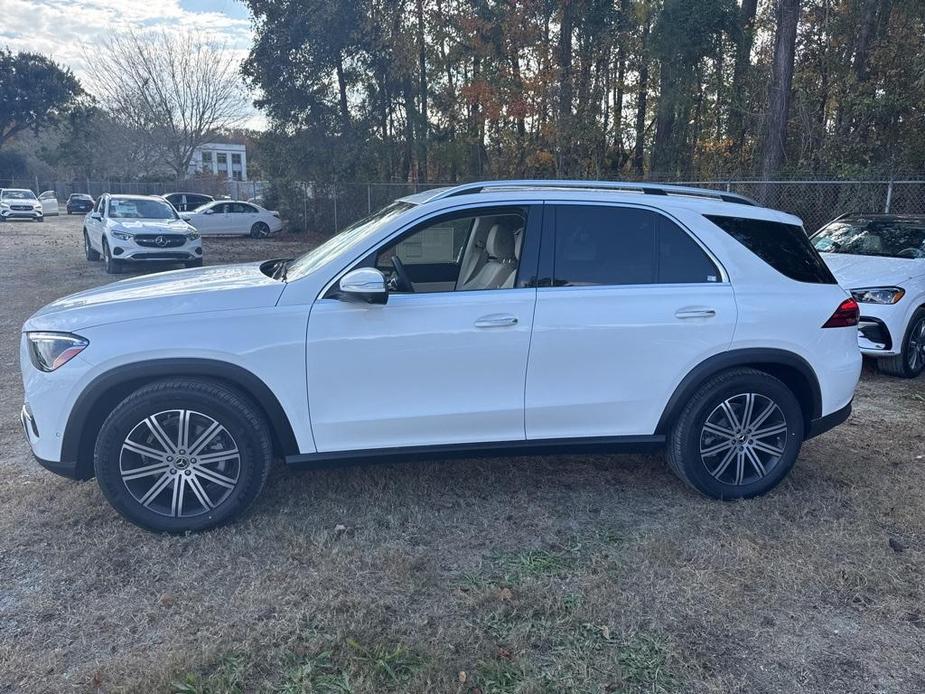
[66,194,94,215]
[163,192,214,212]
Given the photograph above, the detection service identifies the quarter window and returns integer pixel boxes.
[553,205,720,286]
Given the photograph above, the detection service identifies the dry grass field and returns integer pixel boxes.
[1,214,923,693]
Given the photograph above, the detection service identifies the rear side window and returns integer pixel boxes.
[706,215,836,284]
[553,205,720,286]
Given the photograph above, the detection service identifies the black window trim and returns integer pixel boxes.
[538,200,729,289]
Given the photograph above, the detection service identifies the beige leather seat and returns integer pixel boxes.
[462,225,518,290]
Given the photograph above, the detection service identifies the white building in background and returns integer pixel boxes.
[188,141,248,181]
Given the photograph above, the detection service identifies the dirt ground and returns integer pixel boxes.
[0,213,923,694]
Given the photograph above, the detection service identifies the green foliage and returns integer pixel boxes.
[0,50,82,149]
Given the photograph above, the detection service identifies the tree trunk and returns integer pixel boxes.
[334,54,351,134]
[853,0,879,82]
[632,19,651,177]
[557,0,574,176]
[728,0,759,160]
[416,0,428,181]
[759,0,801,181]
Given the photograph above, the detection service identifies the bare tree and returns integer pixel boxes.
[88,31,248,177]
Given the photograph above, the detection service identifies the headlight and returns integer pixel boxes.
[26,332,89,372]
[0,202,9,208]
[33,202,42,209]
[111,229,134,241]
[186,230,200,241]
[850,287,905,305]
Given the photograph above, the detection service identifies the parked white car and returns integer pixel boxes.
[812,214,925,378]
[38,191,60,216]
[83,194,203,274]
[21,181,861,532]
[0,188,43,222]
[181,200,282,238]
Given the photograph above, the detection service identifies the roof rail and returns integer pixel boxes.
[429,179,758,207]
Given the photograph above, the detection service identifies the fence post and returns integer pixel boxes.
[303,186,308,232]
[367,184,372,214]
[884,179,894,214]
[333,183,338,233]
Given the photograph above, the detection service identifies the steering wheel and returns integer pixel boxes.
[896,247,925,259]
[390,255,415,293]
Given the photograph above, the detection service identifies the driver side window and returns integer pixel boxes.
[374,207,528,294]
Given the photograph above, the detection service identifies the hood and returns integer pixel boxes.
[24,262,285,333]
[112,219,192,234]
[820,252,924,289]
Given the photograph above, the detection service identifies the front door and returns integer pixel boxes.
[525,203,738,439]
[307,204,541,452]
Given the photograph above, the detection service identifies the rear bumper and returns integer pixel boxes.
[806,400,852,439]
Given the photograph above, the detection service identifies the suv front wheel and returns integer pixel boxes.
[94,379,273,532]
[667,368,804,500]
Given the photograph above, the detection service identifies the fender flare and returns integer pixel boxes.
[654,348,822,435]
[62,358,300,479]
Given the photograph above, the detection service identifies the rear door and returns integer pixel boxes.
[525,203,738,439]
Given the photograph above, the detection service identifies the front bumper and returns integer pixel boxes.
[854,303,908,357]
[1,208,43,219]
[20,403,85,479]
[110,236,203,262]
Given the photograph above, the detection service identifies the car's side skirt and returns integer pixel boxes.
[285,435,666,469]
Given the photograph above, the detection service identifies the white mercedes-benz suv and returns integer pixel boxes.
[811,214,925,378]
[20,181,861,532]
[83,194,203,273]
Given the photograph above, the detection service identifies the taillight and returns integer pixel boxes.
[822,298,860,328]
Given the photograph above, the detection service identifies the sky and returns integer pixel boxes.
[0,0,264,127]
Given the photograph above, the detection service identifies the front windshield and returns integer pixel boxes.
[285,201,415,281]
[109,198,178,220]
[2,190,37,200]
[812,218,925,259]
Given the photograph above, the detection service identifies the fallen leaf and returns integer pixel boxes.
[498,587,513,601]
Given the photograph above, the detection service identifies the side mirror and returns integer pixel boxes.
[338,267,388,304]
[90,212,102,220]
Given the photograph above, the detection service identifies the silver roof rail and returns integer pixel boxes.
[428,179,758,207]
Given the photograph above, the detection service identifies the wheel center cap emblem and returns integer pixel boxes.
[175,458,189,469]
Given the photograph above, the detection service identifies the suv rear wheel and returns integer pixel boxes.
[667,368,804,499]
[878,309,925,378]
[94,379,273,533]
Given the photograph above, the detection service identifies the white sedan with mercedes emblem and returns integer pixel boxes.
[83,194,203,274]
[180,199,283,238]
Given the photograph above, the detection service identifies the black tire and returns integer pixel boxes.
[250,222,270,239]
[667,367,805,500]
[84,230,100,261]
[35,216,43,223]
[102,239,122,274]
[93,379,273,533]
[877,309,925,379]
[185,258,204,268]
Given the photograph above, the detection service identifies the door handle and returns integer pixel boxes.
[675,308,716,319]
[474,314,519,328]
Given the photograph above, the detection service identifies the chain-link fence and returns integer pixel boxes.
[275,179,925,236]
[0,177,265,202]
[2,176,922,235]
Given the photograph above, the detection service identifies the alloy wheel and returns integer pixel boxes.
[699,393,788,486]
[119,409,241,518]
[907,317,925,372]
